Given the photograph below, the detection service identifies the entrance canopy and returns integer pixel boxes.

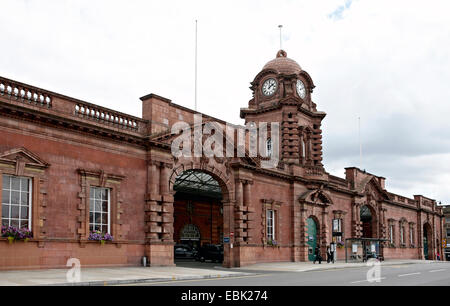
[174,170,222,199]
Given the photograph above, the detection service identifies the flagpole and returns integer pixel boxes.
[195,20,198,112]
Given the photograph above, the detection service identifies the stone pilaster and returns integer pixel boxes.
[223,200,236,268]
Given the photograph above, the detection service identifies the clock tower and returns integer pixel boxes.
[240,50,326,168]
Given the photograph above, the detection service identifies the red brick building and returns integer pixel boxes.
[0,50,444,270]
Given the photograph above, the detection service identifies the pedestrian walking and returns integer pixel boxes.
[326,247,331,263]
[313,247,322,264]
[330,246,335,264]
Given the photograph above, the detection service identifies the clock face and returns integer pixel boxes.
[262,78,278,96]
[296,80,306,99]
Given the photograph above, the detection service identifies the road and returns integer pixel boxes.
[125,262,450,286]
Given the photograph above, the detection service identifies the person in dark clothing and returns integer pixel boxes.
[328,244,335,264]
[330,247,335,264]
[326,247,331,263]
[313,247,322,264]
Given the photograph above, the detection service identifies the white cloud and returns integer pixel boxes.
[1,0,450,203]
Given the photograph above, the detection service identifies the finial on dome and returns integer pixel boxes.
[277,50,287,58]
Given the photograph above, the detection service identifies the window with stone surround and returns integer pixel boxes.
[332,210,346,244]
[77,169,125,241]
[261,199,281,246]
[399,219,408,247]
[388,221,395,246]
[89,187,110,234]
[1,175,32,229]
[0,148,49,243]
[409,222,415,247]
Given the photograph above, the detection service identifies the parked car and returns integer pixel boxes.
[174,244,196,259]
[196,244,224,263]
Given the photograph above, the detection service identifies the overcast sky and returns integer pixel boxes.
[2,0,450,204]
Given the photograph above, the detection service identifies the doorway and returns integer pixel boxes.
[306,217,319,261]
[423,223,433,260]
[360,205,375,238]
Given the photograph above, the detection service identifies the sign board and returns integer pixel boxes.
[371,244,376,253]
[230,232,234,237]
[223,237,230,244]
[352,244,358,254]
[180,224,200,241]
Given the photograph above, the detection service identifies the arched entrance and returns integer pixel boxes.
[173,169,224,264]
[423,223,433,260]
[306,217,320,261]
[360,205,377,238]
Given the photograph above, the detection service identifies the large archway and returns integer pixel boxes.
[172,169,225,264]
[423,223,433,260]
[360,205,377,238]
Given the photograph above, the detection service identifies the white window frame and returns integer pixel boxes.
[1,174,32,229]
[266,209,275,241]
[89,187,111,234]
[266,138,272,157]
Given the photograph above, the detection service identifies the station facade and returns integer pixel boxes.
[0,50,445,270]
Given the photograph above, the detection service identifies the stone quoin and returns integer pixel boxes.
[0,50,444,270]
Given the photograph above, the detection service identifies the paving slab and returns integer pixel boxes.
[0,265,253,286]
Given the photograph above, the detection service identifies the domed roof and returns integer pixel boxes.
[263,50,302,75]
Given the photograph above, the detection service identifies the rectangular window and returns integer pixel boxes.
[266,209,275,241]
[447,228,450,238]
[410,226,414,244]
[1,175,32,229]
[89,187,110,234]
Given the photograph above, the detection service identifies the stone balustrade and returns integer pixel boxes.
[0,78,52,108]
[74,102,139,131]
[0,76,143,133]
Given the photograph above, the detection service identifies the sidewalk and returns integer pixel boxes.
[232,259,445,273]
[0,259,444,286]
[0,265,253,286]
